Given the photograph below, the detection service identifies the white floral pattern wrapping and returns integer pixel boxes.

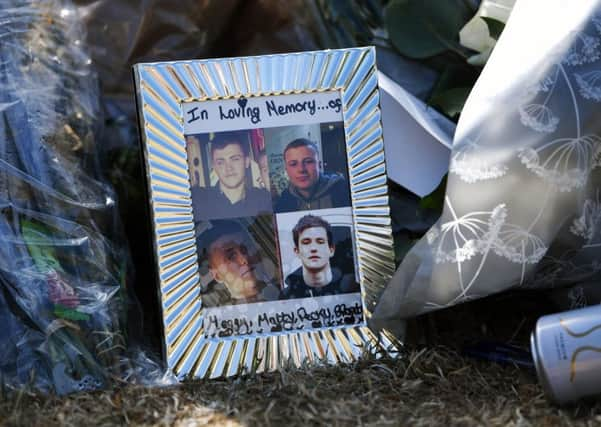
[373,0,601,324]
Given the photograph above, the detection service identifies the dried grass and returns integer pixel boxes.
[0,346,600,427]
[2,293,600,426]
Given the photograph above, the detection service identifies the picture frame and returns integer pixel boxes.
[133,47,398,379]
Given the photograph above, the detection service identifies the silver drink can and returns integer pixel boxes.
[531,304,601,404]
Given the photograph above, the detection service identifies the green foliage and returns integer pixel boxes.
[431,63,481,92]
[54,305,90,321]
[426,62,479,118]
[419,174,447,211]
[483,17,505,39]
[315,0,508,119]
[382,0,515,119]
[384,0,474,59]
[314,0,385,47]
[429,87,472,118]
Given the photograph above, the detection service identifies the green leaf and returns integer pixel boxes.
[385,0,473,59]
[482,17,505,40]
[54,305,90,321]
[429,86,472,118]
[427,64,480,118]
[419,174,447,211]
[432,64,480,93]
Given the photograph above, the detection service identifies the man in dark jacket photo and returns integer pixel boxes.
[274,138,351,213]
[281,215,358,299]
[192,131,272,221]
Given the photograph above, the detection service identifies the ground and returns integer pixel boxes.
[1,292,601,426]
[2,349,600,426]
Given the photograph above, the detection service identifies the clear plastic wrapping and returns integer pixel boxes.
[0,0,133,394]
[0,0,330,394]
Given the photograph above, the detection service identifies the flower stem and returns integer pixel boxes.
[560,64,580,137]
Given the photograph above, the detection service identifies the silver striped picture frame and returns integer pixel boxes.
[133,47,399,379]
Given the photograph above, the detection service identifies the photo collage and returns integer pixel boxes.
[186,122,359,307]
[183,92,363,338]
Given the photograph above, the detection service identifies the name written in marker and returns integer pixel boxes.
[203,301,363,338]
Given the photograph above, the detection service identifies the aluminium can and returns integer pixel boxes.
[531,304,601,404]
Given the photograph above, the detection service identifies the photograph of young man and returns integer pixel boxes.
[198,220,280,306]
[192,131,272,221]
[281,215,358,299]
[274,138,351,213]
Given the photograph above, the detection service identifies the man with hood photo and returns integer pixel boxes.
[274,138,351,213]
[281,215,358,299]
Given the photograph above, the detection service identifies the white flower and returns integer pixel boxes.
[450,156,508,183]
[575,71,601,101]
[467,45,494,67]
[570,191,601,242]
[459,15,496,53]
[459,1,516,66]
[426,228,439,244]
[533,73,558,93]
[486,204,508,238]
[447,239,480,264]
[450,139,508,183]
[593,16,601,34]
[428,201,509,306]
[490,224,547,264]
[563,34,601,66]
[518,135,601,192]
[432,199,507,264]
[518,103,559,133]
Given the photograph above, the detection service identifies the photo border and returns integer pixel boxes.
[134,47,399,379]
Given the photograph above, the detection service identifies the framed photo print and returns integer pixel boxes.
[134,47,397,379]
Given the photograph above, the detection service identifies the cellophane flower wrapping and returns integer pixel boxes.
[0,0,332,393]
[373,0,601,325]
[0,0,135,394]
